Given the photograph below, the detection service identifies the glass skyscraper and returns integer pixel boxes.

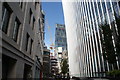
[55,24,67,73]
[62,0,120,77]
[55,24,67,51]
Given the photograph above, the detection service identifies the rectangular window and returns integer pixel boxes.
[39,19,40,26]
[12,17,21,42]
[32,17,35,30]
[42,13,45,23]
[38,19,41,31]
[30,40,33,55]
[1,3,12,34]
[29,9,32,24]
[26,33,30,51]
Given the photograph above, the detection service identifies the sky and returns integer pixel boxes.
[42,2,65,49]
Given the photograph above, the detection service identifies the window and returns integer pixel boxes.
[32,17,35,30]
[38,19,41,31]
[29,9,32,24]
[94,2,98,17]
[19,2,23,9]
[42,13,45,23]
[30,40,33,55]
[38,19,40,27]
[59,28,61,31]
[102,2,107,14]
[26,33,30,51]
[12,17,21,42]
[1,3,12,34]
[97,2,102,16]
[57,33,59,35]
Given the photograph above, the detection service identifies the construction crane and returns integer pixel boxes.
[45,19,55,50]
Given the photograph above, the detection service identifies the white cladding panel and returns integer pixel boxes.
[62,1,80,77]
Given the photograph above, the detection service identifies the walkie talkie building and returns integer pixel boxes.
[62,0,120,78]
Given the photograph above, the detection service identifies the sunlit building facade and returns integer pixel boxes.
[0,2,44,79]
[62,0,120,77]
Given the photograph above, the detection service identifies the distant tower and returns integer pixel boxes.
[55,24,67,73]
[55,24,67,50]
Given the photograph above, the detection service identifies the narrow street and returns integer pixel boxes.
[0,0,120,80]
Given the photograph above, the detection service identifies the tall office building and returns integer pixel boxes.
[62,0,120,78]
[55,24,67,58]
[0,2,45,79]
[55,24,67,51]
[55,24,67,73]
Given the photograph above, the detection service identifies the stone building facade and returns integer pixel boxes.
[0,2,44,79]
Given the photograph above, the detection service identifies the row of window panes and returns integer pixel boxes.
[57,39,66,43]
[1,3,34,55]
[19,2,38,12]
[19,2,26,12]
[1,3,20,42]
[57,43,66,47]
[56,32,66,37]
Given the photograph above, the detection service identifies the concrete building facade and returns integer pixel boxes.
[50,56,59,76]
[0,2,44,79]
[62,0,120,78]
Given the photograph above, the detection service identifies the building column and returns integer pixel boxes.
[16,59,24,78]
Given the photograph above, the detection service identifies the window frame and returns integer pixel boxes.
[12,17,21,42]
[29,8,32,24]
[26,33,30,51]
[1,3,12,34]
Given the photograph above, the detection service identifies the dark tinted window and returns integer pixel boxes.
[12,17,21,42]
[1,3,12,34]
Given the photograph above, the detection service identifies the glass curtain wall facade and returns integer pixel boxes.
[55,24,67,51]
[62,0,120,78]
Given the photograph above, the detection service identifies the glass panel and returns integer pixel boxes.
[2,5,5,21]
[26,33,30,51]
[1,6,11,34]
[29,9,32,24]
[30,40,33,54]
[98,2,102,17]
[12,18,20,42]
